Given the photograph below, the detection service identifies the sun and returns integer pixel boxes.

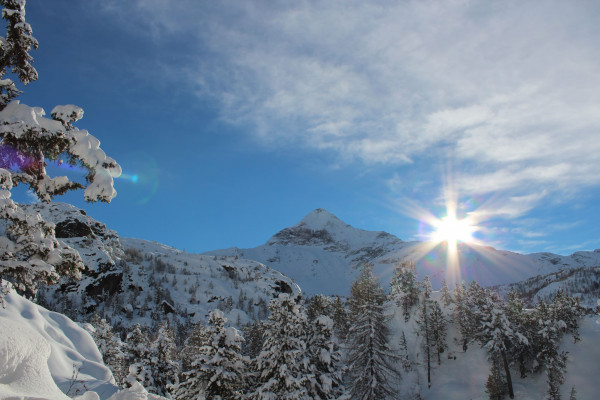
[431,212,475,247]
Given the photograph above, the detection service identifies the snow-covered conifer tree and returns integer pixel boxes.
[0,0,120,304]
[440,279,453,307]
[242,320,264,360]
[180,321,208,372]
[173,309,247,400]
[151,321,180,396]
[485,358,506,400]
[504,289,534,378]
[530,292,581,400]
[453,282,471,351]
[306,294,332,321]
[416,296,432,387]
[305,315,343,399]
[248,294,309,399]
[0,0,37,105]
[569,386,577,400]
[124,324,155,392]
[475,290,520,399]
[429,300,447,365]
[390,261,420,322]
[399,330,411,372]
[421,275,432,300]
[89,313,126,384]
[346,265,399,399]
[331,295,349,339]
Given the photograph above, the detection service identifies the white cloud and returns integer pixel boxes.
[101,0,600,212]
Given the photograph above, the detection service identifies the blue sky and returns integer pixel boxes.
[13,0,600,255]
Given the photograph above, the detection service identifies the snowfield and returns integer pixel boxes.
[0,284,165,400]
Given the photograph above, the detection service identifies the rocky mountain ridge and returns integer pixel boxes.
[207,208,600,295]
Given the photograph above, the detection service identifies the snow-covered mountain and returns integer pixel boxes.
[34,204,600,326]
[33,203,300,333]
[206,208,600,295]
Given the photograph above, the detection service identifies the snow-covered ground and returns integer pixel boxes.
[0,284,165,400]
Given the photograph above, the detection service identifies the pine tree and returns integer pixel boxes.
[440,279,453,307]
[0,0,38,105]
[453,282,471,351]
[485,358,506,400]
[124,324,155,391]
[248,294,309,400]
[569,386,577,400]
[532,300,568,400]
[180,321,209,372]
[416,297,433,387]
[331,295,349,339]
[421,275,432,300]
[0,0,120,304]
[152,321,180,396]
[429,300,447,365]
[89,313,126,385]
[390,261,420,322]
[346,265,400,399]
[173,309,247,400]
[399,330,411,372]
[475,290,518,399]
[504,289,533,378]
[242,320,265,360]
[305,315,344,399]
[306,294,333,321]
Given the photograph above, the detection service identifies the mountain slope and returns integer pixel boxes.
[31,203,300,333]
[206,209,600,295]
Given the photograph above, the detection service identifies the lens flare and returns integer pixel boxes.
[430,211,476,247]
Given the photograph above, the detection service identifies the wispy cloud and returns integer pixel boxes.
[100,0,600,225]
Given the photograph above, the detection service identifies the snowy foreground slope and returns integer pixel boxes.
[0,285,165,400]
[206,208,600,295]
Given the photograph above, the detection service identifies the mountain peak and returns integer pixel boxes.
[296,208,348,231]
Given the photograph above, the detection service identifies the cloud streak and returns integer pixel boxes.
[101,0,600,222]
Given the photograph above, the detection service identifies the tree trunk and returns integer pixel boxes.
[501,349,514,399]
[427,344,431,387]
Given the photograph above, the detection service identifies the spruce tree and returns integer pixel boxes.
[453,282,471,351]
[305,315,344,399]
[306,294,333,321]
[331,295,349,339]
[89,313,126,385]
[429,300,447,365]
[124,324,155,391]
[173,310,247,400]
[346,265,400,399]
[180,320,209,372]
[152,321,180,396]
[504,289,533,379]
[0,0,120,304]
[440,279,453,307]
[399,330,411,372]
[241,320,264,360]
[416,297,432,387]
[485,358,506,400]
[532,300,568,400]
[390,261,420,322]
[248,294,309,400]
[475,290,518,399]
[569,386,577,400]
